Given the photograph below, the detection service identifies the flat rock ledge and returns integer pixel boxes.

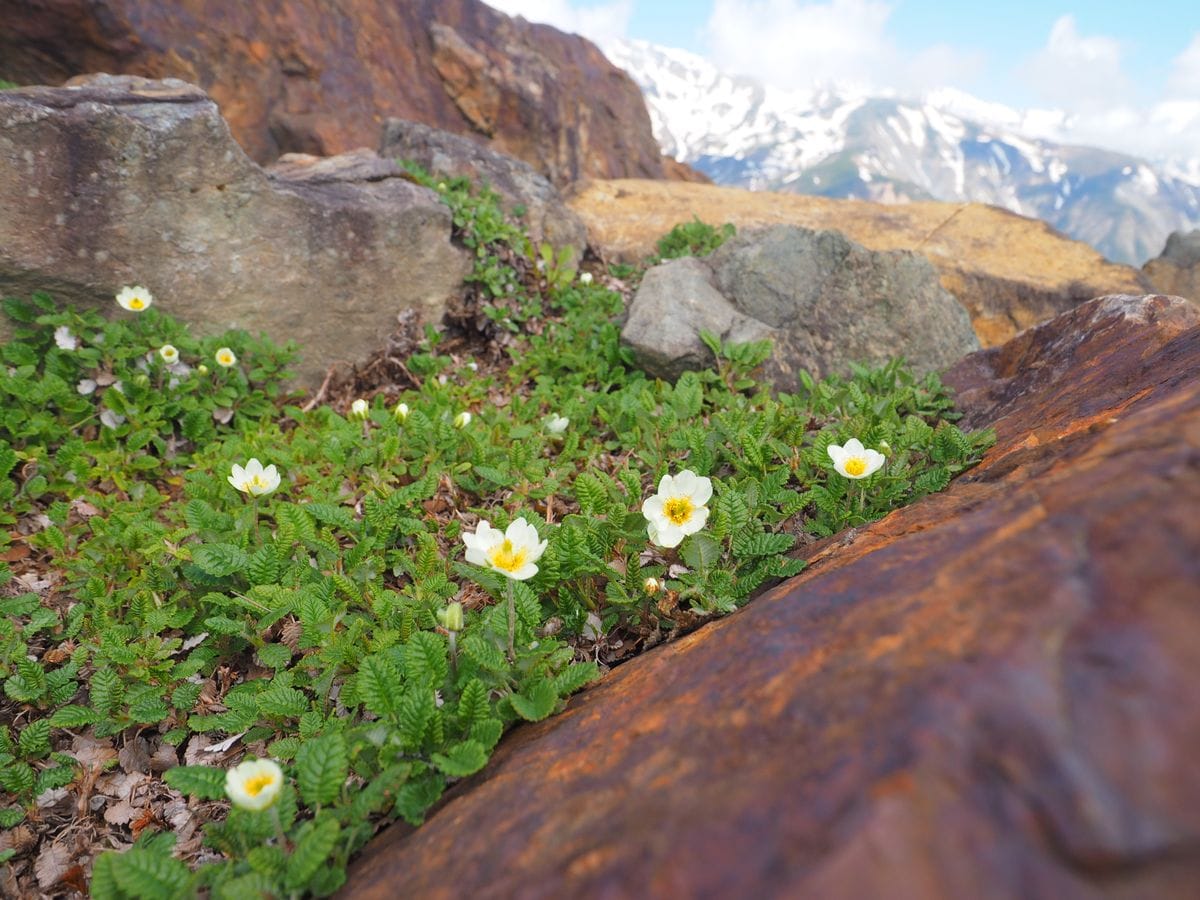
[345,293,1200,899]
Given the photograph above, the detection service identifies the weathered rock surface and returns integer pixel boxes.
[571,179,1152,346]
[1143,229,1200,302]
[347,293,1200,898]
[0,0,676,186]
[623,226,980,385]
[379,119,587,254]
[0,76,469,387]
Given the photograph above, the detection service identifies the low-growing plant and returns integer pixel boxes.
[0,177,992,897]
[654,216,736,261]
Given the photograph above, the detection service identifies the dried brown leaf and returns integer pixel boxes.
[118,736,152,774]
[34,840,72,890]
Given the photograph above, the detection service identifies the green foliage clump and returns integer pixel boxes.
[654,216,736,261]
[0,173,992,896]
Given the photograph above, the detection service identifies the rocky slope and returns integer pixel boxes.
[605,39,1200,266]
[0,0,673,185]
[570,179,1150,347]
[346,292,1200,898]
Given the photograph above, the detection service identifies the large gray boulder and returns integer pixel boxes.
[622,225,980,387]
[380,118,588,256]
[0,75,470,387]
[1143,229,1200,302]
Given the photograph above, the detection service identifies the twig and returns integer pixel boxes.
[300,365,337,412]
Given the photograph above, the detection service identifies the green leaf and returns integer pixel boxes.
[284,815,341,892]
[469,717,504,750]
[431,739,488,778]
[393,772,445,826]
[573,471,608,516]
[256,685,308,719]
[510,679,557,722]
[191,543,248,578]
[109,840,191,898]
[90,668,123,715]
[456,678,491,729]
[163,765,228,800]
[356,653,401,717]
[396,689,436,749]
[295,732,348,807]
[552,661,600,697]
[679,533,722,570]
[731,531,795,559]
[404,631,448,687]
[18,719,51,757]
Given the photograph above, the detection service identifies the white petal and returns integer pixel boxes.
[827,444,847,464]
[688,474,713,506]
[679,506,709,535]
[842,438,866,455]
[507,562,539,580]
[864,451,886,475]
[649,521,685,549]
[656,473,675,496]
[642,495,665,520]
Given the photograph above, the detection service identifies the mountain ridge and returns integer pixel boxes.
[604,39,1200,266]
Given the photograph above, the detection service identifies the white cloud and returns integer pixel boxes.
[1167,32,1200,95]
[1022,15,1131,110]
[483,0,633,47]
[1018,22,1200,162]
[700,0,981,96]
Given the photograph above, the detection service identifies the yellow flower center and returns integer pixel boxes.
[844,457,867,477]
[243,772,276,796]
[663,496,694,526]
[129,297,145,310]
[250,475,266,490]
[488,539,528,574]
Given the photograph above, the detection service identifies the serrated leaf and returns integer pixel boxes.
[284,815,341,891]
[18,719,51,757]
[256,685,308,719]
[163,765,228,800]
[456,678,491,729]
[295,732,348,807]
[469,717,503,750]
[190,543,248,578]
[45,710,100,729]
[393,773,445,827]
[356,653,401,717]
[680,532,722,570]
[552,661,600,697]
[431,739,488,778]
[461,634,507,673]
[396,689,436,750]
[732,531,795,559]
[109,840,191,898]
[510,679,557,722]
[404,631,448,687]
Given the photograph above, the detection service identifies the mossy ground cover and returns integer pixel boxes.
[0,172,993,898]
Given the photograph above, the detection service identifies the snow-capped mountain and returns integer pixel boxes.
[604,39,1200,266]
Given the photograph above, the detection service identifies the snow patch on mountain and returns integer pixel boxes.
[604,39,1200,266]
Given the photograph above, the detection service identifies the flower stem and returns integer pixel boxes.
[448,631,458,676]
[252,497,261,544]
[270,805,290,850]
[506,578,517,662]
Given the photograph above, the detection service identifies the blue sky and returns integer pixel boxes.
[485,0,1200,158]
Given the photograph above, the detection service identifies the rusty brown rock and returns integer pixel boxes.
[346,293,1200,899]
[569,179,1152,346]
[0,0,669,186]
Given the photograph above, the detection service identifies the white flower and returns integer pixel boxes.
[462,517,547,581]
[467,361,478,372]
[454,411,472,428]
[544,414,569,435]
[393,402,410,422]
[579,272,593,285]
[99,409,125,430]
[54,326,77,351]
[77,378,97,395]
[641,469,712,549]
[228,458,281,496]
[215,347,237,368]
[350,398,369,420]
[115,285,153,312]
[827,438,885,480]
[225,758,284,812]
[159,344,179,364]
[643,576,661,595]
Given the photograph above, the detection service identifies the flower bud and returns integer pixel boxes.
[437,601,465,633]
[643,576,661,596]
[350,398,369,420]
[197,364,209,375]
[393,401,410,422]
[579,272,593,285]
[454,411,472,428]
